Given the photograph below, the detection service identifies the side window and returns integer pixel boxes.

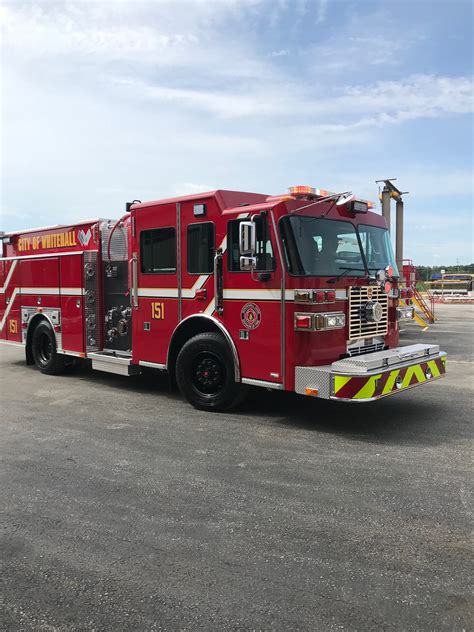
[140,227,176,274]
[228,216,275,272]
[187,222,215,274]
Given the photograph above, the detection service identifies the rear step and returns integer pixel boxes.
[88,351,140,376]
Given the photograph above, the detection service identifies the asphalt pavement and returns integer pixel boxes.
[1,303,472,631]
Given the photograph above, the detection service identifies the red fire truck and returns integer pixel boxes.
[0,185,446,411]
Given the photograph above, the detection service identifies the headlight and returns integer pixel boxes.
[323,312,346,330]
[396,307,415,320]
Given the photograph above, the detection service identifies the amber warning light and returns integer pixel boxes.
[289,185,315,195]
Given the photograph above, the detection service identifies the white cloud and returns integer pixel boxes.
[269,49,289,58]
[315,0,329,24]
[113,74,473,128]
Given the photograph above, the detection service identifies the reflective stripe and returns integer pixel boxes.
[333,356,446,400]
[223,289,282,301]
[334,375,352,394]
[353,374,382,399]
[21,287,83,296]
[381,369,400,395]
[21,287,59,295]
[0,260,18,294]
[137,288,179,298]
[411,363,427,384]
[0,288,19,330]
[427,359,441,378]
[60,288,83,296]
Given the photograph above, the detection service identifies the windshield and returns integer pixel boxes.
[358,224,399,277]
[280,216,366,276]
[279,216,399,277]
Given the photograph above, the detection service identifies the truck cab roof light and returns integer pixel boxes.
[289,185,316,195]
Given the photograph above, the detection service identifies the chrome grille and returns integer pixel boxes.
[348,286,388,341]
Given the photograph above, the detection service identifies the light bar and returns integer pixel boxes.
[314,188,336,197]
[289,185,316,195]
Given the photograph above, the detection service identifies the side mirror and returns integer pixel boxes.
[239,220,257,271]
[239,221,256,256]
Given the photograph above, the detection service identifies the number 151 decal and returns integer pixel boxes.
[151,302,165,320]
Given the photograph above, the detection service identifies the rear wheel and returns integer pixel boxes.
[31,321,66,375]
[175,332,247,411]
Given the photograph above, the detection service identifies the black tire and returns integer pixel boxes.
[175,332,247,412]
[31,320,66,375]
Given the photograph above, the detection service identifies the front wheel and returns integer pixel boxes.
[175,332,247,411]
[31,320,66,375]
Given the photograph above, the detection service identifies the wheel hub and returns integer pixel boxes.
[192,353,225,396]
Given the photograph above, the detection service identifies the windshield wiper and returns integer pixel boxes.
[328,265,385,283]
[328,266,368,283]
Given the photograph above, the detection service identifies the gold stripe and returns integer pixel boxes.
[334,375,352,394]
[353,374,382,399]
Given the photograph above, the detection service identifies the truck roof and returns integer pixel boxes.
[131,190,269,211]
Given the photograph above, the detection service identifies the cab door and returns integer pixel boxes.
[132,203,179,366]
[222,213,283,385]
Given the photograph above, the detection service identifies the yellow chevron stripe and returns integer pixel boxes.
[382,369,400,395]
[412,363,427,384]
[353,374,382,400]
[401,366,416,388]
[334,375,352,394]
[427,359,441,378]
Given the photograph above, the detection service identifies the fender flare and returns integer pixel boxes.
[26,312,60,349]
[167,314,241,382]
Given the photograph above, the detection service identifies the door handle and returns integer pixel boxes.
[129,255,139,309]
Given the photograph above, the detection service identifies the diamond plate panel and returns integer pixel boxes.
[295,366,332,398]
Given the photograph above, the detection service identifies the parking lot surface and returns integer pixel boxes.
[1,304,472,631]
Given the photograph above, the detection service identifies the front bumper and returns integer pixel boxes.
[295,343,446,402]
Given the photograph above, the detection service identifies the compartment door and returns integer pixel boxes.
[60,254,85,353]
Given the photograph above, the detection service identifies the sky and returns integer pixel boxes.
[1,0,473,265]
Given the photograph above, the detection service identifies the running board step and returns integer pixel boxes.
[88,352,140,376]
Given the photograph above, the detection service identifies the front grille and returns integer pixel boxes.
[347,341,385,357]
[348,286,388,341]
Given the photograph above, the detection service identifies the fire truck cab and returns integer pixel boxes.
[0,185,446,411]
